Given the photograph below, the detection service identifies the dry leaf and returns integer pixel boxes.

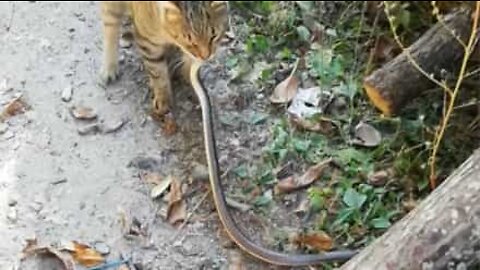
[292,231,333,251]
[118,266,130,270]
[70,106,97,120]
[166,177,187,226]
[352,122,382,147]
[70,241,105,267]
[151,175,173,199]
[21,238,75,270]
[269,75,299,104]
[1,97,27,120]
[367,170,390,186]
[275,159,332,193]
[290,115,335,134]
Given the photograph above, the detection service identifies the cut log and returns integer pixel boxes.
[339,148,480,270]
[363,9,473,116]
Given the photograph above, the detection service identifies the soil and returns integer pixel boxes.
[0,2,320,270]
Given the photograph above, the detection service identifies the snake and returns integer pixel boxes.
[189,61,359,267]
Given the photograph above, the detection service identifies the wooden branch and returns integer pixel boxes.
[339,148,480,270]
[363,9,473,116]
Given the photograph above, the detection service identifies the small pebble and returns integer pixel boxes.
[119,38,132,48]
[94,242,110,255]
[70,106,97,120]
[7,208,17,222]
[0,123,8,135]
[61,86,73,102]
[102,118,126,134]
[78,123,101,135]
[191,162,209,181]
[7,197,17,207]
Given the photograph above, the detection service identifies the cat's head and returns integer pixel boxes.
[160,1,229,61]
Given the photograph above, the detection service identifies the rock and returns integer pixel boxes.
[61,86,73,102]
[191,162,209,181]
[0,123,8,135]
[70,106,97,120]
[93,242,110,255]
[78,123,101,135]
[7,197,17,207]
[102,118,126,134]
[119,38,132,48]
[7,208,17,222]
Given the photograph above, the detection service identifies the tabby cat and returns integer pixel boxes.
[99,1,229,117]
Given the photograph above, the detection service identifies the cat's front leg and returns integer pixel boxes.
[144,58,172,117]
[99,2,124,84]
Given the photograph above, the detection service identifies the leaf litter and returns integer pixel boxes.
[166,176,187,227]
[291,230,333,252]
[352,122,382,147]
[1,96,28,121]
[275,158,333,193]
[269,59,300,104]
[21,238,75,270]
[69,241,105,267]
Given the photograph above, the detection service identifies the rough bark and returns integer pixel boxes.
[339,148,480,270]
[363,9,473,116]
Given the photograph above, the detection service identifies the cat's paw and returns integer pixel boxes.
[151,96,171,118]
[99,64,119,86]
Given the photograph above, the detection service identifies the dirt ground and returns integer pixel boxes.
[0,1,251,269]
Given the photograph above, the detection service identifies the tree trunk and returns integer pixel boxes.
[363,9,473,116]
[339,148,480,270]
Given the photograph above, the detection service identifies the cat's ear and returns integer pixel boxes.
[211,1,227,13]
[160,1,182,23]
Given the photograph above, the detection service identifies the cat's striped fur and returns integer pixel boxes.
[100,1,228,116]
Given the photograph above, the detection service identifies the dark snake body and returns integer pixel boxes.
[190,62,359,266]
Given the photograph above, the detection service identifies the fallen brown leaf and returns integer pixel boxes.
[269,59,300,104]
[166,177,187,226]
[275,158,332,193]
[367,169,391,186]
[70,241,105,267]
[269,75,299,104]
[292,231,333,252]
[290,115,335,134]
[352,122,382,147]
[21,238,75,270]
[1,96,27,120]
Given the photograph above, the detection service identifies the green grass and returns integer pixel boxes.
[224,0,480,259]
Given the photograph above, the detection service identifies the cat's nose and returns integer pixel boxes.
[198,47,210,60]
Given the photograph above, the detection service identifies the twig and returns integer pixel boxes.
[169,189,211,242]
[431,1,468,49]
[5,2,15,32]
[383,2,454,94]
[225,197,252,212]
[429,2,480,188]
